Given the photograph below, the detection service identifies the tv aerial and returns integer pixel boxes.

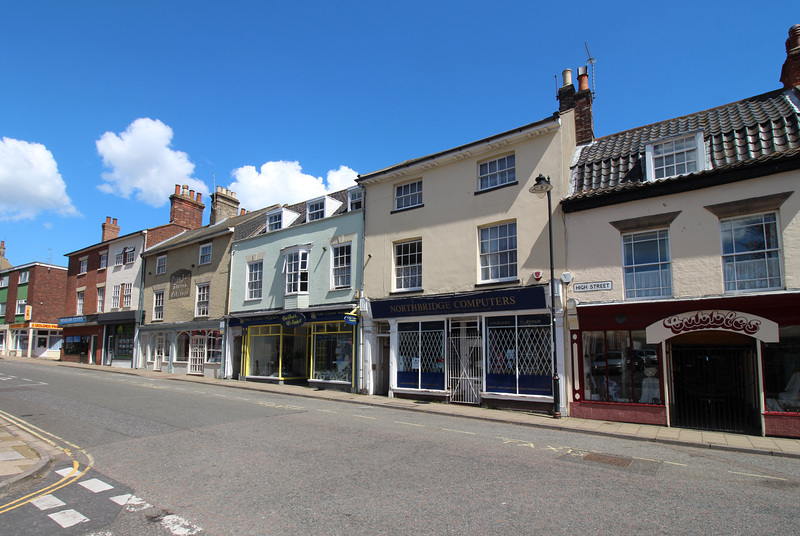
[584,42,596,98]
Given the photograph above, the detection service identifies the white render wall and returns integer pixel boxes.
[564,169,800,304]
[104,233,146,312]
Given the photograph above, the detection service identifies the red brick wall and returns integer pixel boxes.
[146,223,189,249]
[570,401,668,426]
[64,246,108,317]
[27,265,68,323]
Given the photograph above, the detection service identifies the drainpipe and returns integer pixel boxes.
[358,185,366,394]
[224,246,235,379]
[134,231,147,369]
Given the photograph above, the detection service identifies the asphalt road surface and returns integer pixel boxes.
[1,359,798,535]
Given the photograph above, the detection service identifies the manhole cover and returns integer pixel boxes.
[583,453,632,467]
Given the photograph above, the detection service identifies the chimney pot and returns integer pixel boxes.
[196,193,202,204]
[182,185,189,196]
[577,65,590,91]
[112,218,117,225]
[562,68,573,88]
[174,184,181,195]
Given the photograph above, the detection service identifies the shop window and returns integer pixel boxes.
[13,330,29,351]
[394,239,422,291]
[248,325,281,376]
[622,229,672,299]
[247,261,263,300]
[332,244,351,290]
[397,321,445,390]
[175,332,190,362]
[0,332,5,351]
[156,255,167,275]
[196,283,210,316]
[721,212,782,292]
[153,290,164,321]
[583,330,661,404]
[479,222,517,283]
[312,322,353,382]
[115,325,134,358]
[206,331,223,363]
[48,331,62,351]
[486,315,552,396]
[478,153,516,191]
[764,327,800,413]
[395,180,422,211]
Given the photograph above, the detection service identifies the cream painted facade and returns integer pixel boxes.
[564,171,800,304]
[358,112,578,411]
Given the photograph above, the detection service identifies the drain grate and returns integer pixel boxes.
[583,453,632,467]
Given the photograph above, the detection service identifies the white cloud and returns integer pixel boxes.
[96,118,207,207]
[0,137,79,221]
[229,162,358,211]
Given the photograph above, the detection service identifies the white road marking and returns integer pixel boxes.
[729,470,787,481]
[161,514,203,535]
[110,493,152,511]
[79,478,114,493]
[394,421,424,427]
[56,467,77,477]
[30,494,66,510]
[354,414,376,420]
[440,428,475,435]
[48,509,90,528]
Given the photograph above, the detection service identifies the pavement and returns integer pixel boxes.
[2,355,800,497]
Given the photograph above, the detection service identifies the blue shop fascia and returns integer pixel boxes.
[366,285,557,409]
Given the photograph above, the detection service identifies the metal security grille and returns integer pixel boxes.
[671,345,759,434]
[448,319,482,404]
[518,326,551,375]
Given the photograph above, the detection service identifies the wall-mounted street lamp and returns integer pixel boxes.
[529,174,561,418]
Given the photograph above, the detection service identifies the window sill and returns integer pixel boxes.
[244,298,262,302]
[390,204,424,215]
[474,279,519,289]
[474,180,518,196]
[390,288,424,295]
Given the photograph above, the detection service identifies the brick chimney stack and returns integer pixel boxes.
[781,24,800,89]
[169,184,206,230]
[101,216,120,241]
[209,186,241,225]
[557,65,594,146]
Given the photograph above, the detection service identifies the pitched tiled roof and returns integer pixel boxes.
[569,88,800,197]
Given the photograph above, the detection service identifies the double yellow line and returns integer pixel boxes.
[0,410,94,514]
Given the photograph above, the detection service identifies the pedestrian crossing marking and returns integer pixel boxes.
[30,494,65,510]
[79,478,114,493]
[48,508,89,528]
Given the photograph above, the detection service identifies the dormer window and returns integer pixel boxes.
[645,132,706,181]
[348,188,363,211]
[267,211,282,231]
[307,199,325,221]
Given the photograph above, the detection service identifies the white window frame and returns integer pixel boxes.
[112,284,121,309]
[18,271,29,284]
[0,275,8,288]
[348,187,363,211]
[196,283,210,316]
[332,243,352,290]
[478,153,516,191]
[479,222,517,283]
[77,291,85,315]
[124,247,136,264]
[79,258,88,274]
[307,199,325,221]
[247,261,263,300]
[115,250,124,266]
[0,303,6,316]
[156,255,167,275]
[394,239,422,291]
[97,287,105,312]
[16,299,26,315]
[622,229,672,299]
[645,132,706,181]
[122,282,132,307]
[267,211,282,232]
[153,290,164,321]
[720,212,782,293]
[199,244,212,265]
[394,180,423,211]
[99,252,108,269]
[284,248,310,295]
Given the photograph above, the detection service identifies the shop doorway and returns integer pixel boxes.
[448,318,482,404]
[189,334,205,375]
[670,344,760,434]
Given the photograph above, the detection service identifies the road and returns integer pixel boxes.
[1,359,798,535]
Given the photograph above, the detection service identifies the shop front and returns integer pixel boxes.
[98,311,138,368]
[569,293,800,437]
[2,322,62,359]
[367,286,557,410]
[59,315,102,364]
[231,308,357,392]
[138,321,224,378]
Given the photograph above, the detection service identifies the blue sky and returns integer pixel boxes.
[0,2,796,266]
